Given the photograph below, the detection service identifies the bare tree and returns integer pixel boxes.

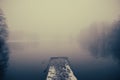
[0,9,9,80]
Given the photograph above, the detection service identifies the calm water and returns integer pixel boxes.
[1,0,120,80]
[4,41,120,80]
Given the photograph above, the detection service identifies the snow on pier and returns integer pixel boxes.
[46,57,77,80]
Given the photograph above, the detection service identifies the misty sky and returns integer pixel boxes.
[0,0,120,57]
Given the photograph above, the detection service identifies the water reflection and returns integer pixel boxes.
[4,19,120,80]
[86,20,120,63]
[0,42,9,80]
[5,41,120,80]
[79,20,120,80]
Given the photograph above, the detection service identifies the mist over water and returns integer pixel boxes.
[77,20,120,80]
[79,19,120,62]
[0,0,120,80]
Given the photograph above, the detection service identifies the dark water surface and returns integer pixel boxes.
[1,0,120,80]
[3,42,120,80]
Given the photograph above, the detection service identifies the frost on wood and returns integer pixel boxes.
[46,57,77,80]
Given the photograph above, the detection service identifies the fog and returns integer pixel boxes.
[0,0,120,57]
[0,0,120,80]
